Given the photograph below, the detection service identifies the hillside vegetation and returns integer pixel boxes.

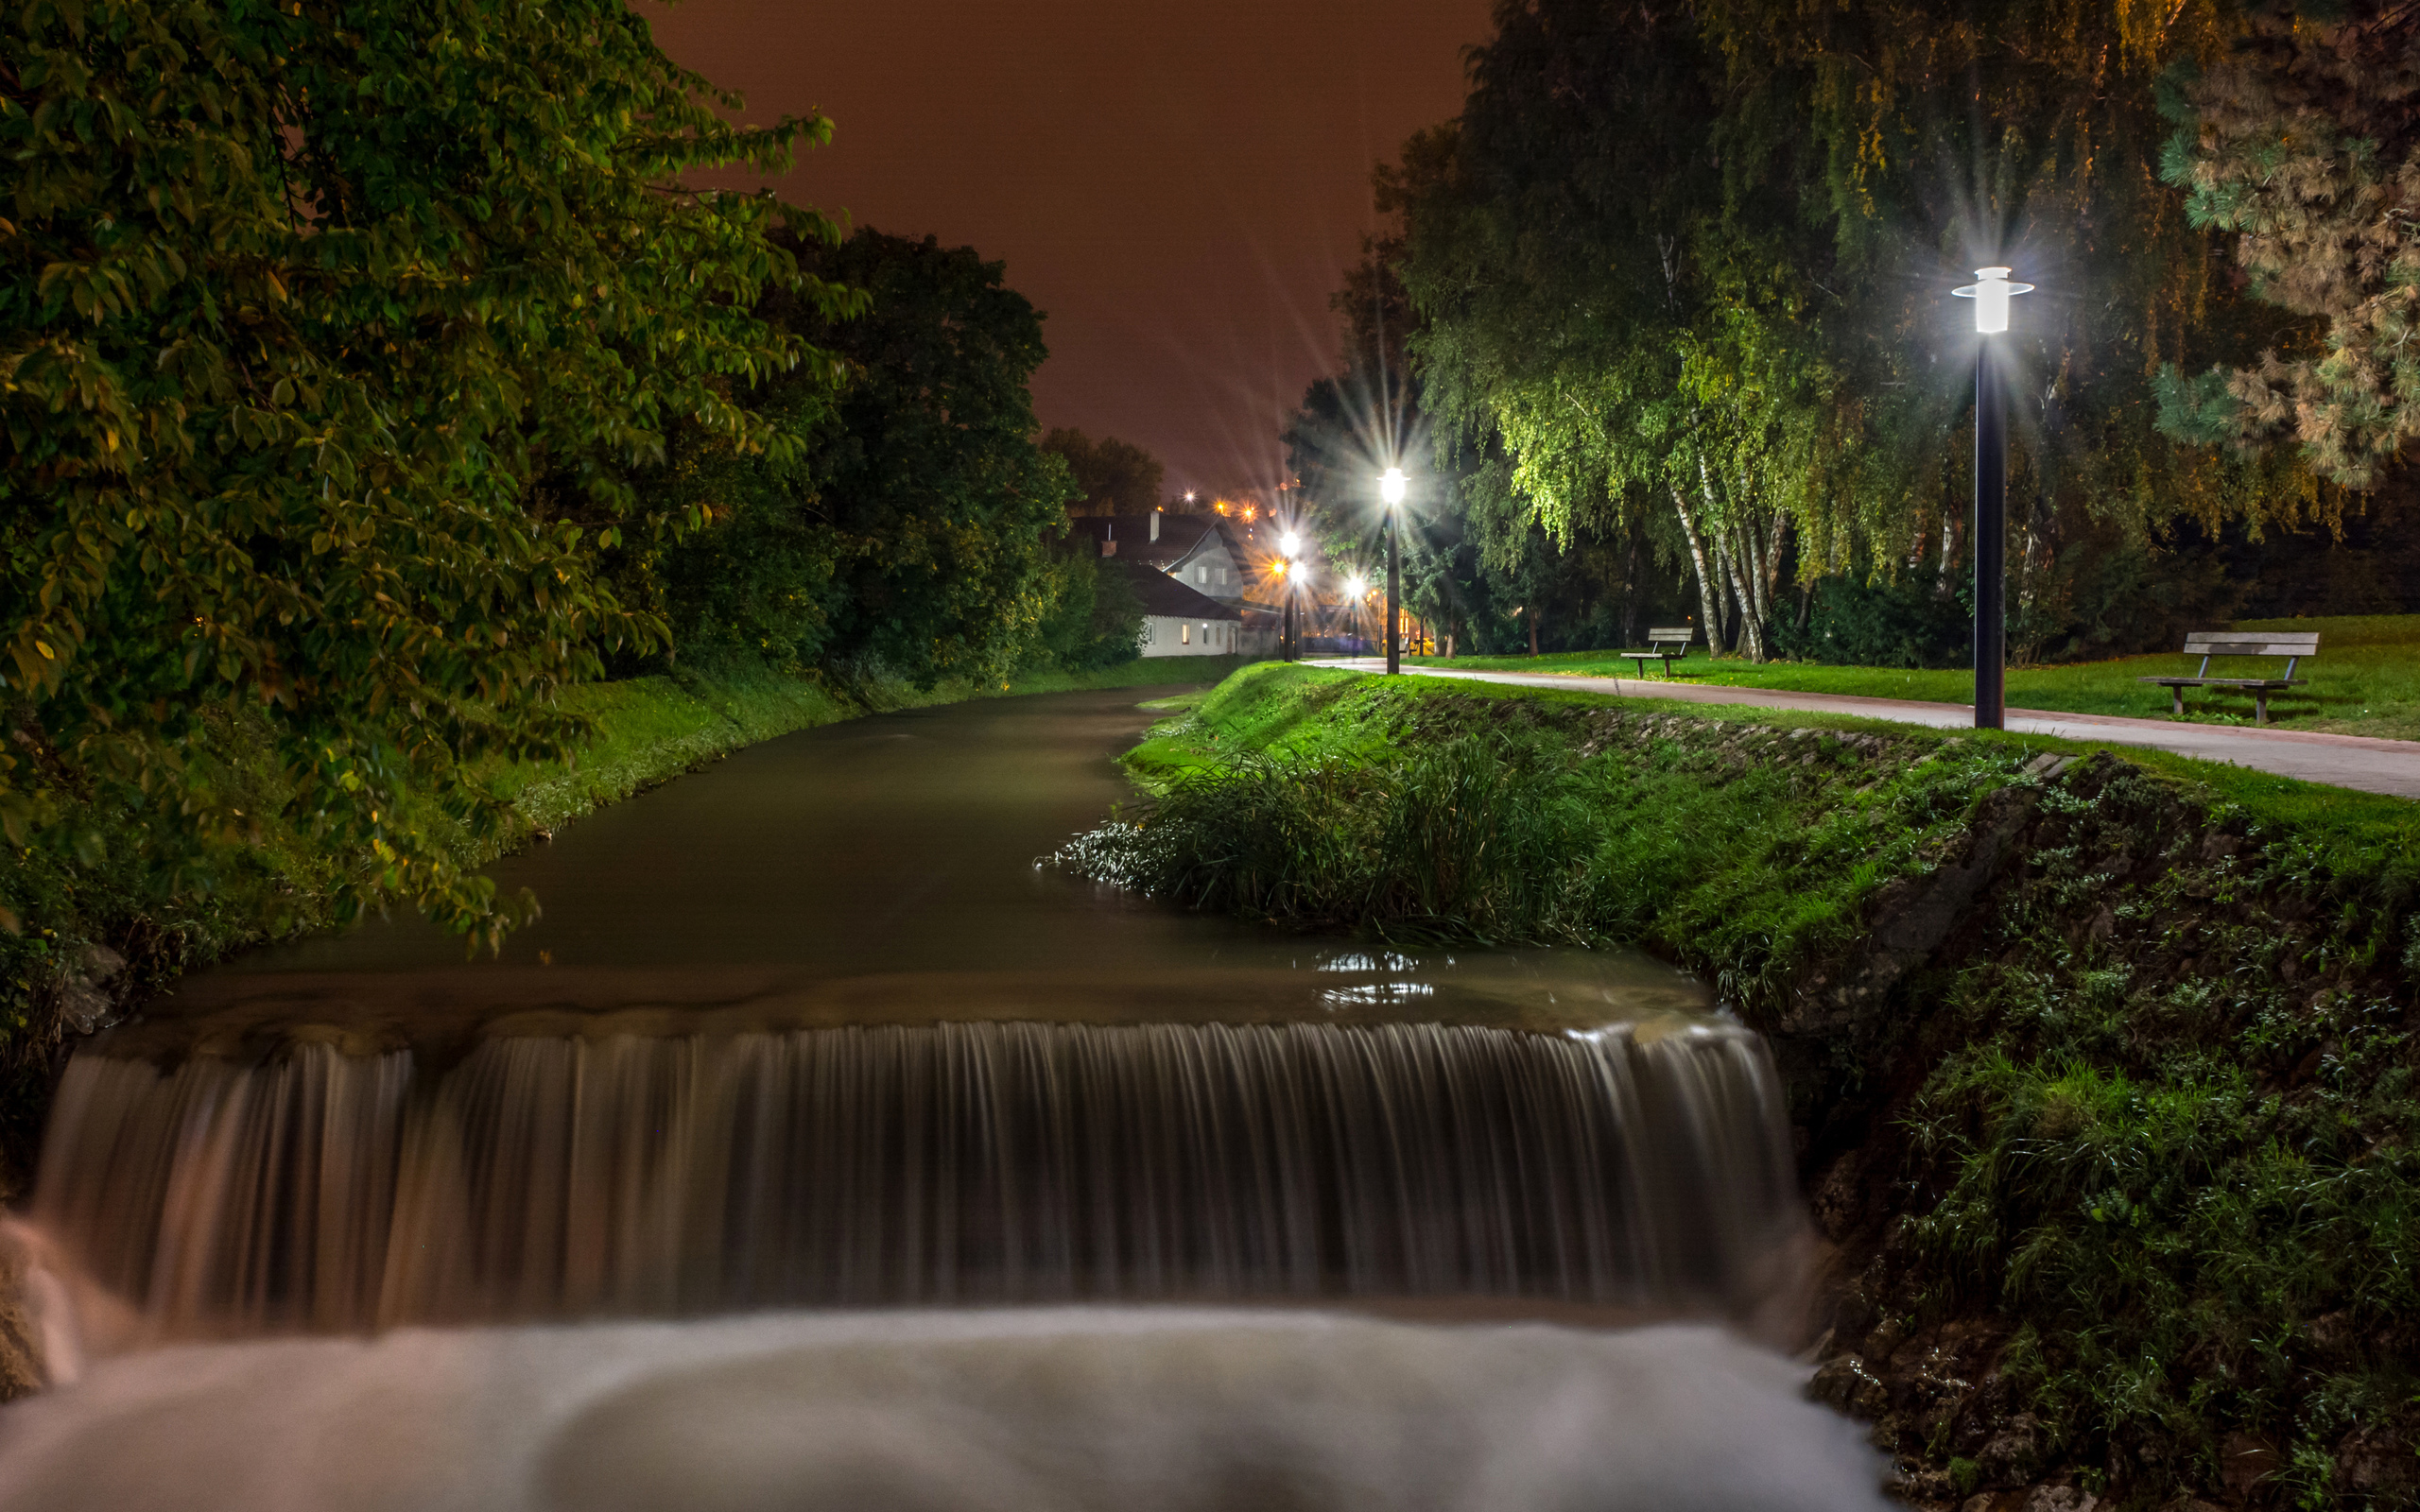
[1073,662,2420,1511]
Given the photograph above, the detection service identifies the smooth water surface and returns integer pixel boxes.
[129,686,1703,1054]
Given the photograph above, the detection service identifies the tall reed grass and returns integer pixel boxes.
[1062,735,1607,945]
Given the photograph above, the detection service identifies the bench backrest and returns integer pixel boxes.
[2183,629,2319,679]
[2183,632,2320,658]
[1646,627,1694,648]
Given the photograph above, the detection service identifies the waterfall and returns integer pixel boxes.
[32,1021,1800,1334]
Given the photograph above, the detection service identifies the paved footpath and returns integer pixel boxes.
[1310,660,2420,800]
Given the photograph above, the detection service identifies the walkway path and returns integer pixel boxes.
[1311,660,2420,799]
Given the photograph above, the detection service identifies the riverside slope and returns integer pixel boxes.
[1313,660,2420,799]
[1094,664,2420,1511]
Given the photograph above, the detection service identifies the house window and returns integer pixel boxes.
[1182,623,1191,644]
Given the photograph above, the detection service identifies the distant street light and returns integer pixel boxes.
[1277,533,1304,662]
[1951,267,2032,730]
[1378,468,1407,676]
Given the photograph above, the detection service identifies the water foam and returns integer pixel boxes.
[0,1311,1887,1512]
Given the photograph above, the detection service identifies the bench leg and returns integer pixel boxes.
[2256,692,2268,727]
[2171,686,2184,717]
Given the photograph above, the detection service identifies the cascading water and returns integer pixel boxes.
[34,1020,1800,1334]
[0,692,1884,1510]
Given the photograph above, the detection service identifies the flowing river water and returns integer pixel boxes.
[0,687,1887,1509]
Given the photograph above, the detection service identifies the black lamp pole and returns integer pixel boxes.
[1954,266,2028,731]
[1384,514,1400,675]
[1974,343,2005,730]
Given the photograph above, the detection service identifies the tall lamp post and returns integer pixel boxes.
[1278,531,1302,662]
[1951,267,2031,730]
[1379,468,1407,674]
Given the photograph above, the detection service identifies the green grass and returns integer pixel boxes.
[1415,612,2420,741]
[1078,663,2420,1506]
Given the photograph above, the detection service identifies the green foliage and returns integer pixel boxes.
[1894,761,2420,1504]
[1070,734,1608,944]
[1088,666,2011,1013]
[1370,0,2359,667]
[2157,3,2420,485]
[1040,428,1166,515]
[1031,551,1145,673]
[1,0,847,944]
[1100,662,2420,1504]
[639,229,1076,689]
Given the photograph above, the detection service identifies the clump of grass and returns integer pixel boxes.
[1064,733,1605,944]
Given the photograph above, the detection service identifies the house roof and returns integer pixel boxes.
[1067,513,1226,570]
[1103,558,1242,621]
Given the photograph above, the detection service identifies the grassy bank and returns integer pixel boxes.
[0,653,1255,1176]
[1075,662,2420,1511]
[1415,612,2420,741]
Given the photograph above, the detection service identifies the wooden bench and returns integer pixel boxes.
[1621,627,1703,679]
[2137,630,2318,726]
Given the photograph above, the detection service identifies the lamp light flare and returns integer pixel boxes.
[1279,532,1301,558]
[1951,266,2032,335]
[1379,468,1407,507]
[1345,576,1366,598]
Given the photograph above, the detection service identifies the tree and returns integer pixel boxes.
[646,230,1078,689]
[1,0,847,941]
[1040,429,1167,515]
[2157,0,2420,485]
[1393,5,1828,660]
[1393,0,2331,664]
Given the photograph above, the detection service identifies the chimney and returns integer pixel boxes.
[1150,512,1160,542]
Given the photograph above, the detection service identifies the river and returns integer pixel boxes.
[0,686,1886,1509]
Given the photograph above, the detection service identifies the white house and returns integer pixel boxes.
[1103,559,1244,658]
[1069,512,1245,606]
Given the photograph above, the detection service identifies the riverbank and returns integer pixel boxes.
[1079,662,2420,1510]
[0,655,1256,1177]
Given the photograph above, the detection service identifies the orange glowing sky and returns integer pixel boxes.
[636,0,1493,496]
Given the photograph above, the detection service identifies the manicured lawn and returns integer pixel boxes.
[1413,613,2420,742]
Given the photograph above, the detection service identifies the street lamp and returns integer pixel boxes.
[1951,266,2031,730]
[1378,468,1407,675]
[1277,533,1303,662]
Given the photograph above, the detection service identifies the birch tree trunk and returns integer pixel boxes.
[1667,482,1726,659]
[1698,455,1765,662]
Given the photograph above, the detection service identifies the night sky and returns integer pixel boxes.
[637,0,1494,497]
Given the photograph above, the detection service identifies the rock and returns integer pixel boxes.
[2219,1432,2279,1497]
[2338,1423,2420,1495]
[55,978,117,1037]
[2020,1486,2096,1512]
[1978,1412,2043,1484]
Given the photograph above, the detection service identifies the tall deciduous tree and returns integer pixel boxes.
[1,0,848,940]
[645,230,1079,688]
[1040,429,1167,515]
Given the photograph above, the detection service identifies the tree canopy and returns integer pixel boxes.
[2,0,850,940]
[1040,428,1167,515]
[1374,0,2368,663]
[2157,0,2420,485]
[642,229,1089,689]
